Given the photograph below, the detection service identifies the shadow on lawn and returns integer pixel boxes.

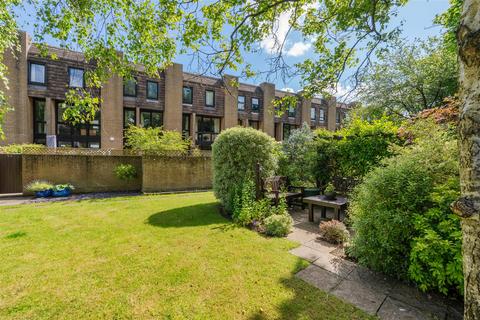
[146,202,229,228]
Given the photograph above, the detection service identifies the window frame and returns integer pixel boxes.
[68,67,85,88]
[336,111,341,124]
[310,107,316,120]
[182,113,191,139]
[139,109,163,128]
[28,61,46,86]
[251,97,260,112]
[205,90,215,108]
[237,95,245,110]
[33,98,47,144]
[146,80,159,100]
[319,108,326,122]
[123,107,137,129]
[288,104,296,118]
[182,86,193,105]
[123,78,138,97]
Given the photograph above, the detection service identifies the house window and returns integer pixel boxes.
[123,108,136,128]
[288,104,296,118]
[140,109,163,128]
[336,111,341,124]
[319,109,326,122]
[68,67,84,88]
[182,113,191,139]
[283,123,297,140]
[33,98,46,144]
[238,95,245,110]
[311,107,316,120]
[205,90,215,107]
[238,119,243,126]
[29,62,46,85]
[56,102,100,148]
[147,81,159,100]
[252,98,260,112]
[124,78,137,97]
[183,86,193,104]
[196,116,220,149]
[249,120,260,130]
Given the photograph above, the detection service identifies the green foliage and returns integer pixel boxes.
[357,38,458,117]
[313,117,400,187]
[278,122,316,186]
[62,89,100,125]
[124,126,189,155]
[25,180,54,192]
[52,183,75,191]
[319,220,349,244]
[264,214,294,237]
[434,0,462,53]
[212,127,277,212]
[348,120,462,294]
[324,183,335,194]
[114,164,137,181]
[0,144,45,154]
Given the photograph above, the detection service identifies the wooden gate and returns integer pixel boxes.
[0,154,22,194]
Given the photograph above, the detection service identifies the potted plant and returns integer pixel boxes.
[323,182,336,200]
[52,183,75,197]
[25,180,54,198]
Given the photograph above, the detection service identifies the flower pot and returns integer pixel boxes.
[324,191,337,200]
[52,188,72,197]
[35,189,53,198]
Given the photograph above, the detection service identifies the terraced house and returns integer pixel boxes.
[1,32,351,150]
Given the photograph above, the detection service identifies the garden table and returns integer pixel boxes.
[303,195,348,222]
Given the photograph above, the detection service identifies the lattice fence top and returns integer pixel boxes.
[0,147,212,158]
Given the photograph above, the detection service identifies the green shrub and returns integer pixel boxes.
[52,183,75,191]
[25,180,53,192]
[0,144,45,154]
[264,214,293,237]
[348,120,462,295]
[114,164,137,181]
[278,123,316,186]
[124,126,189,155]
[212,127,277,212]
[319,220,349,244]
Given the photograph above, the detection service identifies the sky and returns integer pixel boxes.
[15,0,451,95]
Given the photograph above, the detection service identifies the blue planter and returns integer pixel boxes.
[52,188,72,197]
[35,189,53,198]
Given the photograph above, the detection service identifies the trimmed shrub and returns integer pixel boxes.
[348,120,462,295]
[319,220,349,244]
[114,164,137,181]
[25,180,53,192]
[212,127,277,212]
[124,126,189,155]
[264,214,293,237]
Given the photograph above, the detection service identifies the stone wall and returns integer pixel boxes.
[21,154,212,194]
[142,155,212,193]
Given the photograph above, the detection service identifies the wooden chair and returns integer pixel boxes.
[261,176,305,208]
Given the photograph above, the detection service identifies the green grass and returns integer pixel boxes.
[0,192,372,319]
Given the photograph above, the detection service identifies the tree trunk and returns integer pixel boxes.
[455,1,480,319]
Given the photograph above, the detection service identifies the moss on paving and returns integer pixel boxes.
[0,192,373,319]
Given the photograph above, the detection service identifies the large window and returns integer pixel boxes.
[205,90,215,107]
[310,107,316,120]
[124,78,137,97]
[319,109,326,122]
[336,111,341,124]
[182,113,191,139]
[56,102,100,148]
[123,108,136,128]
[140,109,163,128]
[147,81,159,100]
[29,62,46,85]
[183,86,193,104]
[197,116,220,149]
[33,99,46,144]
[68,67,84,88]
[249,120,260,130]
[238,95,245,110]
[288,104,296,117]
[283,123,297,140]
[251,98,260,112]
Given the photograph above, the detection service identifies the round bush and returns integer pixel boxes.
[212,127,277,212]
[319,220,349,244]
[264,214,293,237]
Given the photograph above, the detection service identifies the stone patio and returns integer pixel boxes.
[288,208,464,320]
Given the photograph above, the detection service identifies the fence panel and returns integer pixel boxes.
[0,154,22,194]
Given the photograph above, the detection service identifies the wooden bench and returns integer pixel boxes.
[262,176,304,208]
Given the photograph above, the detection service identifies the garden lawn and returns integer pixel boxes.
[0,192,372,319]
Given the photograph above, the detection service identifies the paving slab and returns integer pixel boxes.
[295,264,343,292]
[331,278,388,315]
[287,227,318,244]
[312,254,356,278]
[303,238,338,254]
[290,246,326,262]
[346,265,394,295]
[377,296,434,320]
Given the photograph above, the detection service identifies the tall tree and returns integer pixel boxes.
[357,38,458,118]
[0,0,479,317]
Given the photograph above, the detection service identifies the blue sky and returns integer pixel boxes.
[16,0,451,93]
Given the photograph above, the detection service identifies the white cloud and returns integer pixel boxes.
[286,42,312,57]
[260,10,292,55]
[328,83,357,102]
[280,87,295,93]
